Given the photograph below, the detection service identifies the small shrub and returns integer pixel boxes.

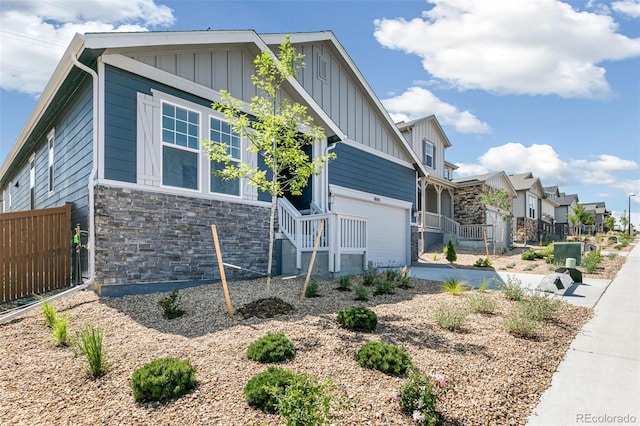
[477,279,491,293]
[51,314,69,346]
[523,263,538,271]
[582,250,602,273]
[41,301,58,328]
[357,341,412,376]
[244,367,297,413]
[539,243,554,257]
[276,372,338,426]
[305,277,320,298]
[374,277,396,295]
[336,306,377,332]
[473,257,492,267]
[158,289,185,319]
[74,323,108,378]
[384,268,400,282]
[441,276,466,296]
[397,371,449,426]
[545,256,555,264]
[130,357,196,402]
[247,333,296,363]
[506,262,516,269]
[353,284,369,301]
[519,293,560,322]
[337,275,351,291]
[498,276,525,301]
[362,267,379,286]
[607,252,617,260]
[504,312,540,339]
[396,265,412,288]
[467,293,497,315]
[521,249,537,260]
[445,240,457,262]
[433,303,468,331]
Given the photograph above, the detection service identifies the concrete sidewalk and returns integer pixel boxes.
[527,242,640,425]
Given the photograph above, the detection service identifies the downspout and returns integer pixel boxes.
[0,52,98,324]
[70,54,98,289]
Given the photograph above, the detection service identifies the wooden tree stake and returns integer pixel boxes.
[483,228,490,258]
[300,220,324,301]
[211,225,233,318]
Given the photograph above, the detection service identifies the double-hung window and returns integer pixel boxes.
[161,102,200,190]
[30,154,36,209]
[528,195,536,219]
[424,140,435,169]
[209,117,241,196]
[47,130,55,194]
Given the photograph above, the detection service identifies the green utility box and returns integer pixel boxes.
[554,242,582,266]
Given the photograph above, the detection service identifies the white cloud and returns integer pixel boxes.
[373,0,640,98]
[453,143,638,190]
[382,86,490,134]
[612,0,640,18]
[0,0,175,95]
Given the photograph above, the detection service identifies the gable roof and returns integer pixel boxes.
[1,30,429,185]
[554,193,579,206]
[395,115,452,148]
[452,171,517,197]
[507,172,547,197]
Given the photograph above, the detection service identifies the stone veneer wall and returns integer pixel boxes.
[94,186,271,285]
[411,225,419,262]
[515,217,539,242]
[453,184,488,225]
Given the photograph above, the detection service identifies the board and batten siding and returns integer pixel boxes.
[290,41,411,164]
[329,143,416,208]
[4,78,93,231]
[407,119,448,179]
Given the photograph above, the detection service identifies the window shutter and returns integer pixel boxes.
[137,93,161,186]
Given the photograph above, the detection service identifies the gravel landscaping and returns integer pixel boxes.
[1,274,593,425]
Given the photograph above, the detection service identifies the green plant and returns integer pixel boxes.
[158,289,185,319]
[582,250,602,273]
[374,277,396,295]
[397,371,449,426]
[41,300,58,328]
[445,240,457,262]
[523,263,538,271]
[467,293,497,315]
[545,255,555,264]
[506,262,516,269]
[539,242,554,257]
[51,314,69,346]
[432,253,438,261]
[357,341,412,376]
[337,275,351,291]
[305,277,320,298]
[276,372,339,426]
[129,357,197,402]
[473,257,492,267]
[353,284,369,301]
[362,267,379,286]
[607,252,617,260]
[504,312,540,339]
[396,265,412,288]
[518,293,560,322]
[521,249,538,260]
[74,323,108,377]
[441,276,467,296]
[336,306,377,332]
[247,333,296,363]
[498,276,525,301]
[433,303,468,331]
[477,279,491,293]
[244,367,297,413]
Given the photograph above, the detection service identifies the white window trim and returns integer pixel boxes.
[30,153,36,210]
[152,90,244,199]
[423,140,435,169]
[47,129,55,195]
[528,194,537,219]
[160,100,202,192]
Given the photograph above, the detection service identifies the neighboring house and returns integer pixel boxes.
[397,115,457,252]
[0,30,428,296]
[508,172,548,243]
[451,171,517,250]
[579,201,611,234]
[545,187,578,237]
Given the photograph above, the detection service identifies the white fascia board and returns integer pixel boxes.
[101,54,252,112]
[339,139,414,169]
[83,30,259,50]
[252,34,346,142]
[265,31,427,178]
[0,34,87,183]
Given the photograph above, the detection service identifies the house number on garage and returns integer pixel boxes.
[373,196,381,202]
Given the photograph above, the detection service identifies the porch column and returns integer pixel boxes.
[436,185,443,228]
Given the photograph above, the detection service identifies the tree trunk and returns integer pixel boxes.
[266,194,277,293]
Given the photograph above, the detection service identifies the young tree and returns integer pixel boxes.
[568,205,586,239]
[479,188,512,255]
[204,36,335,290]
[620,210,629,233]
[605,215,616,231]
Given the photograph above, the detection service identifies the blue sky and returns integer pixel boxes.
[1,0,639,227]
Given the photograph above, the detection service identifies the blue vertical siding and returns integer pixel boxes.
[329,143,416,207]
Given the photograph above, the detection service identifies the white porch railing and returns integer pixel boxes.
[420,212,460,237]
[459,224,492,241]
[278,198,367,272]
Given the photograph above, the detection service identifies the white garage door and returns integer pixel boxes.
[333,193,410,267]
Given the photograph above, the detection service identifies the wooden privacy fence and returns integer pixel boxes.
[1,203,72,303]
